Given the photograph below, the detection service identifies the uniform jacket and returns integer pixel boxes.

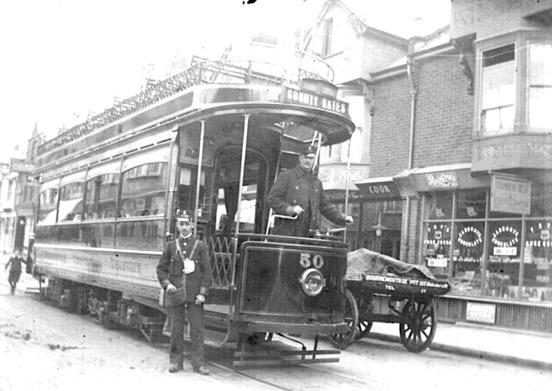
[267,164,346,237]
[156,236,212,303]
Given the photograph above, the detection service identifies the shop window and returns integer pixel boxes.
[522,220,552,301]
[530,183,552,216]
[452,221,485,296]
[480,44,515,135]
[487,220,521,298]
[528,43,552,131]
[456,190,486,219]
[423,222,452,280]
[427,192,453,220]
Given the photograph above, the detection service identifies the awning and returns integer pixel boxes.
[393,163,491,197]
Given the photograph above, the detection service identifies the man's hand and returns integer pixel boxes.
[195,294,205,305]
[166,283,177,293]
[290,205,304,216]
[344,215,354,225]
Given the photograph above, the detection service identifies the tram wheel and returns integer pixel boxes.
[399,300,436,353]
[241,332,273,346]
[75,287,88,314]
[328,289,359,350]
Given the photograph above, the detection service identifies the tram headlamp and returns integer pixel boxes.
[299,268,325,297]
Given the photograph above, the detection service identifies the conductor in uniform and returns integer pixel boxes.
[156,210,212,375]
[267,144,353,237]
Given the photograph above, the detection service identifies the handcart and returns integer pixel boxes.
[328,249,451,353]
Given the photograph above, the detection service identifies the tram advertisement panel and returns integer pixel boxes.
[34,245,160,299]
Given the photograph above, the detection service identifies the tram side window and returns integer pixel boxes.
[84,173,120,219]
[38,188,59,225]
[120,162,168,217]
[177,167,210,218]
[59,182,84,222]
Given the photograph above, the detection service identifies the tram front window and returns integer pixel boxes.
[214,147,269,235]
[216,184,257,233]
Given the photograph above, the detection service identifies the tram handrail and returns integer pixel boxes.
[265,214,297,236]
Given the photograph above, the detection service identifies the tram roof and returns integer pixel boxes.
[37,60,355,165]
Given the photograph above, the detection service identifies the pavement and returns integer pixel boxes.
[366,319,552,370]
[3,257,552,370]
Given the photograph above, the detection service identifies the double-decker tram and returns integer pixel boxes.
[31,56,355,365]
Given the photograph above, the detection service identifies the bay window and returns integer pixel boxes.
[480,44,515,135]
[528,42,552,131]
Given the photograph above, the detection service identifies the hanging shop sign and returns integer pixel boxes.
[490,175,531,215]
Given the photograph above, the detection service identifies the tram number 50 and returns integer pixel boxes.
[300,253,324,269]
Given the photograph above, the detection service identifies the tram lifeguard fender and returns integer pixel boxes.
[347,248,436,280]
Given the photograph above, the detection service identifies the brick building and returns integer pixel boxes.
[311,0,552,332]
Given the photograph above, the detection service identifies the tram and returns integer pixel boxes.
[30,54,355,365]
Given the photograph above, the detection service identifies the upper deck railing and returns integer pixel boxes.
[38,51,334,156]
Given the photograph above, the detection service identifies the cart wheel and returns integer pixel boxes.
[328,289,359,350]
[355,320,373,340]
[399,300,436,353]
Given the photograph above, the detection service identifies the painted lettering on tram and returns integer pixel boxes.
[110,259,142,274]
[284,87,348,115]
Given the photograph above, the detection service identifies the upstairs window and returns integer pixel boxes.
[322,18,333,57]
[480,44,515,135]
[528,42,552,131]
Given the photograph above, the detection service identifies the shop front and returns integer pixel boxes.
[325,178,403,257]
[332,178,403,259]
[393,164,552,332]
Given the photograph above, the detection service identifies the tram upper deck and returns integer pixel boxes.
[37,56,351,169]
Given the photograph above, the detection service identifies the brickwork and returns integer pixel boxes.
[370,52,474,179]
[413,54,474,168]
[370,75,412,177]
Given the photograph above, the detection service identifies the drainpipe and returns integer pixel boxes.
[404,54,417,262]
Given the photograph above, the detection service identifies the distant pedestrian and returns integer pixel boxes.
[5,248,26,295]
